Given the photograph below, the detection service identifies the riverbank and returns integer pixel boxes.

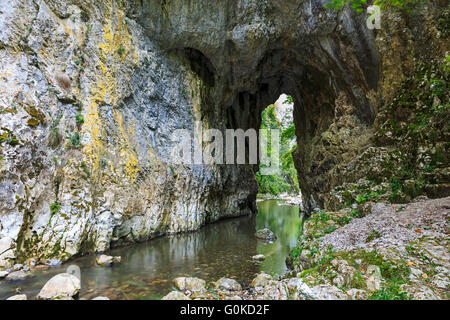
[162,196,449,300]
[2,196,448,300]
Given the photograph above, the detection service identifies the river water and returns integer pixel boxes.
[0,200,302,300]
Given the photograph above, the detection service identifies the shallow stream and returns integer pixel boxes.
[0,200,302,300]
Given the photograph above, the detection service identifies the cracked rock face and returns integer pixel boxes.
[0,0,448,265]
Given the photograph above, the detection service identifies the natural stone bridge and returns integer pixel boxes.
[0,0,446,263]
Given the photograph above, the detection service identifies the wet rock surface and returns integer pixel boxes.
[252,254,266,262]
[96,255,122,267]
[5,270,31,281]
[6,294,27,300]
[255,228,277,242]
[37,273,81,300]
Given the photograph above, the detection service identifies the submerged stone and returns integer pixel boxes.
[255,228,277,242]
[5,271,31,281]
[96,255,122,267]
[252,254,266,262]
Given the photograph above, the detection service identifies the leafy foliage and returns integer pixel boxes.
[257,104,300,196]
[369,283,409,300]
[50,202,61,214]
[70,132,80,147]
[325,0,428,13]
[75,113,84,125]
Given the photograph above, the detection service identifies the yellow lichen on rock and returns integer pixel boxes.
[82,3,140,181]
[113,110,139,183]
[83,100,103,177]
[99,5,138,65]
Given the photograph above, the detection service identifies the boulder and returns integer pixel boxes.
[213,278,242,292]
[0,270,9,279]
[12,264,23,271]
[366,265,382,291]
[260,280,289,300]
[251,272,273,289]
[252,254,266,262]
[330,259,356,287]
[309,284,348,300]
[37,273,81,300]
[7,294,27,300]
[0,237,15,268]
[431,273,450,289]
[96,255,122,267]
[173,277,206,293]
[255,228,277,241]
[162,291,191,300]
[5,270,30,281]
[400,284,440,300]
[298,251,313,270]
[92,296,110,300]
[346,288,369,300]
[286,278,315,300]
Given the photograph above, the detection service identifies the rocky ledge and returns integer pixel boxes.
[286,196,450,300]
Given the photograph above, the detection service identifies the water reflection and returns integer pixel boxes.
[0,200,301,300]
[256,200,303,276]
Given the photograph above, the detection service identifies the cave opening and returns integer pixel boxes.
[172,40,378,216]
[223,59,340,215]
[256,94,301,201]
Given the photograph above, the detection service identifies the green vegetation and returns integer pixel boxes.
[284,95,293,104]
[80,161,90,177]
[50,202,61,214]
[366,230,382,242]
[169,165,177,178]
[69,132,80,147]
[117,45,125,56]
[25,105,46,127]
[49,113,63,147]
[331,56,449,210]
[292,241,411,299]
[369,282,409,300]
[256,100,300,196]
[325,0,428,13]
[375,58,449,200]
[0,128,20,146]
[76,113,84,125]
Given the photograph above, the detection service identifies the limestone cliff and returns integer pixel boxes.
[0,0,448,266]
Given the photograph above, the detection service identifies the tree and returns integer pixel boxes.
[257,104,300,196]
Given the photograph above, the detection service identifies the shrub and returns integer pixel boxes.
[76,113,84,125]
[50,202,61,214]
